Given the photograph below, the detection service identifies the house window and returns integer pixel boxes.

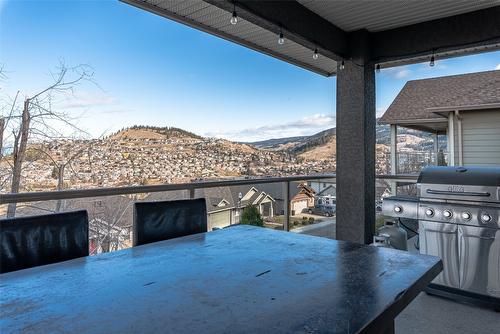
[323,183,326,188]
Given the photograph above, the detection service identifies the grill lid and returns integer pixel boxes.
[417,166,500,187]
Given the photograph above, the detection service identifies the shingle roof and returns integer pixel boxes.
[380,70,500,124]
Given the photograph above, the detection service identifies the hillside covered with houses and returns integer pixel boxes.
[0,122,440,194]
[0,126,335,193]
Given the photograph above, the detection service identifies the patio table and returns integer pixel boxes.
[0,225,441,334]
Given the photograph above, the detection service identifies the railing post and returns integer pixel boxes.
[283,181,290,232]
[390,124,398,196]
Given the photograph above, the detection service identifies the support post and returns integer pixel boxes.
[189,188,195,199]
[390,124,398,175]
[336,30,375,244]
[456,110,463,166]
[433,132,439,165]
[283,181,290,232]
[447,112,455,166]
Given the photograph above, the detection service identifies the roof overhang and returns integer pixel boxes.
[428,102,500,117]
[121,0,500,77]
[380,118,448,134]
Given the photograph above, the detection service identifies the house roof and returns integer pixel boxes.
[207,197,228,207]
[195,187,235,213]
[298,183,315,196]
[380,70,500,124]
[318,184,336,197]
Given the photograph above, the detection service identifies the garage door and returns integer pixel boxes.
[292,200,308,215]
[209,210,231,230]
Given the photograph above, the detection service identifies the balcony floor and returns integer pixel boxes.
[396,293,500,334]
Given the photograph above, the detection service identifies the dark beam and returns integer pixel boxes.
[372,6,500,63]
[204,0,348,60]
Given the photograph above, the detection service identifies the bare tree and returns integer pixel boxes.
[0,65,16,159]
[31,141,93,211]
[0,92,19,159]
[3,63,93,217]
[88,196,133,254]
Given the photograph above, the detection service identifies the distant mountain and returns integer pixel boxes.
[246,127,337,159]
[289,127,336,155]
[110,126,203,140]
[244,136,309,151]
[109,122,441,163]
[245,127,337,154]
[246,136,309,149]
[246,119,443,161]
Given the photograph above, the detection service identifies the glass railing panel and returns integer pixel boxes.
[287,178,336,240]
[0,175,338,256]
[375,176,419,246]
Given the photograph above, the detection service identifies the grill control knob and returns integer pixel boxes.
[461,212,472,221]
[481,214,492,223]
[443,210,453,219]
[425,208,434,217]
[394,205,403,214]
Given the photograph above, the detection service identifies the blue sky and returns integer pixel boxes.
[1,0,499,142]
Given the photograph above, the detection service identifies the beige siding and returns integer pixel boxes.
[208,210,231,230]
[460,109,500,166]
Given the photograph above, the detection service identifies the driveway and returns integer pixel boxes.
[291,219,336,240]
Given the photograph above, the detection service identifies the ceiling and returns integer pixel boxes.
[298,0,499,32]
[122,0,500,77]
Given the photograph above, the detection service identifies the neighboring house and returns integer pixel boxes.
[290,183,315,215]
[143,184,279,231]
[237,182,286,215]
[316,195,335,208]
[380,70,500,173]
[308,180,336,195]
[309,180,336,208]
[197,187,237,231]
[317,184,336,197]
[230,185,276,219]
[230,181,313,217]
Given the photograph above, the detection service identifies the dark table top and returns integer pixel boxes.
[0,225,442,334]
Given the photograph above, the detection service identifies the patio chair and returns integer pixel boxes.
[0,210,89,274]
[133,198,207,246]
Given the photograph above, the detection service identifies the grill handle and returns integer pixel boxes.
[425,189,491,197]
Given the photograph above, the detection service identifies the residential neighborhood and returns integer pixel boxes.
[0,128,336,192]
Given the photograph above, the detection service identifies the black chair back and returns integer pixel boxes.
[0,210,89,274]
[133,198,207,246]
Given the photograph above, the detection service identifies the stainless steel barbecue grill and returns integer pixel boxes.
[382,166,500,308]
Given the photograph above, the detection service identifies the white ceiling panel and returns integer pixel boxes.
[298,0,500,32]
